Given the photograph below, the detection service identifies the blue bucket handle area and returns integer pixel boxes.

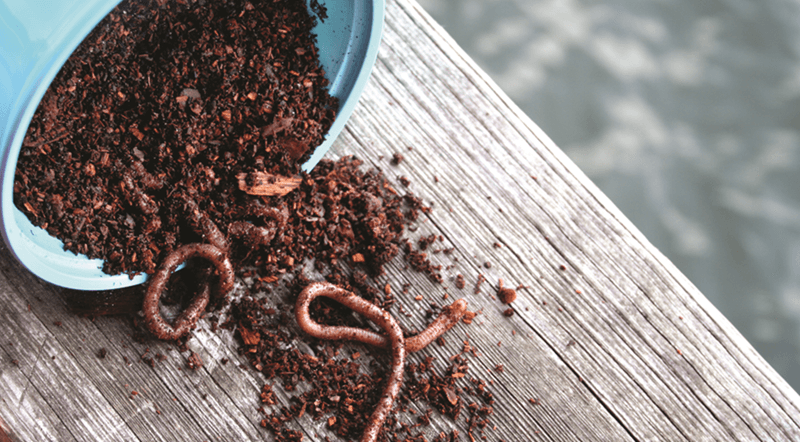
[0,0,384,290]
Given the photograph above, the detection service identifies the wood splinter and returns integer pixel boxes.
[237,171,302,196]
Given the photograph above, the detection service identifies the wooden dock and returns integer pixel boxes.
[2,0,800,440]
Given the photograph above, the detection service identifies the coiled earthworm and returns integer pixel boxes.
[143,243,234,340]
[295,282,468,442]
[296,282,406,442]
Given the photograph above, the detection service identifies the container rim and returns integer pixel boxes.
[0,0,385,290]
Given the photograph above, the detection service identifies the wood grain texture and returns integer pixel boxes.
[1,0,800,440]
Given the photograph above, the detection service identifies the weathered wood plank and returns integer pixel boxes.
[0,252,332,442]
[1,0,799,441]
[337,0,800,441]
[0,275,76,442]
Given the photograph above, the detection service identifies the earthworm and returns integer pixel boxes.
[116,154,165,190]
[403,298,467,352]
[296,288,467,353]
[121,174,159,215]
[129,159,165,190]
[247,202,288,230]
[228,221,278,247]
[181,195,229,251]
[115,156,164,216]
[144,195,284,340]
[143,243,234,340]
[296,282,406,442]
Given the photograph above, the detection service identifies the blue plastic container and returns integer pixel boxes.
[0,0,384,290]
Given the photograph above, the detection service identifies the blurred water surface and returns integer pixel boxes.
[417,0,800,390]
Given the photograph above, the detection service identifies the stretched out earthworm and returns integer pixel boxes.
[403,298,467,352]
[296,287,467,353]
[143,243,234,340]
[296,282,406,442]
[295,282,468,442]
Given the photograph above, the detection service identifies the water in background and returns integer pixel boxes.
[417,0,800,391]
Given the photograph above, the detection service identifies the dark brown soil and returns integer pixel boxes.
[16,0,497,440]
[14,0,337,276]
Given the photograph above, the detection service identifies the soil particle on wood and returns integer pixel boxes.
[474,274,486,295]
[405,240,443,284]
[455,274,465,290]
[497,280,517,305]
